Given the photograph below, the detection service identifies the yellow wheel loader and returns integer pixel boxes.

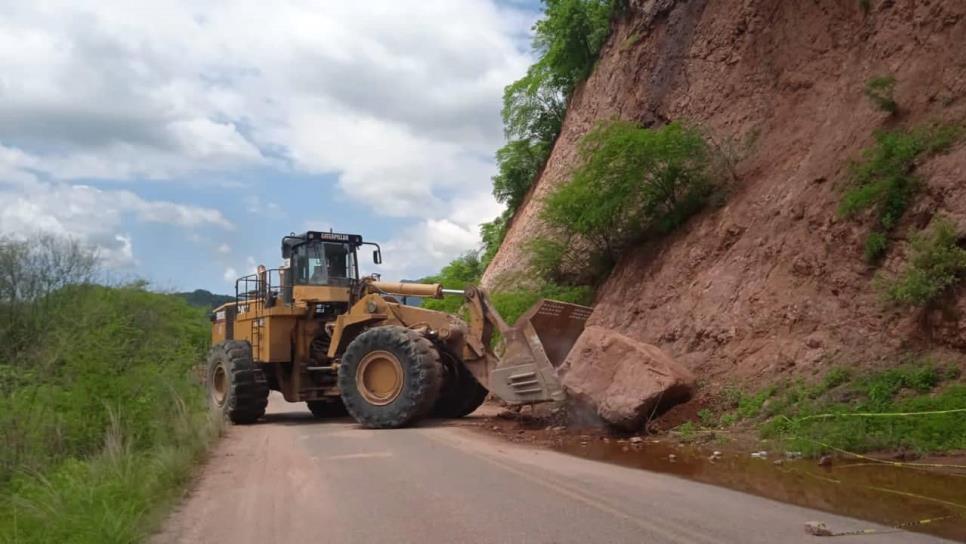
[207,230,591,428]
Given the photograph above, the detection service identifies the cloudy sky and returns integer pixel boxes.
[0,0,541,292]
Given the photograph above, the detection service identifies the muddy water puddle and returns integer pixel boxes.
[555,438,966,541]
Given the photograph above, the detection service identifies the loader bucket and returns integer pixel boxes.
[488,299,592,404]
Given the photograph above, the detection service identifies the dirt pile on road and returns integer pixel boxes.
[482,0,966,394]
[561,326,694,430]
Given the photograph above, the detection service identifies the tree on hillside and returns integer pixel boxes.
[482,0,621,263]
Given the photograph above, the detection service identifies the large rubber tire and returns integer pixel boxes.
[338,326,442,429]
[432,355,488,419]
[206,340,269,424]
[306,399,348,418]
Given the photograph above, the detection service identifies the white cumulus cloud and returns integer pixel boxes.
[0,0,532,279]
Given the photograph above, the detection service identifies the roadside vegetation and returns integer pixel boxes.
[0,236,216,544]
[680,362,965,457]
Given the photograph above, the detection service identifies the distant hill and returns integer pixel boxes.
[176,289,233,309]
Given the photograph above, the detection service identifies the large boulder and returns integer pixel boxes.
[560,326,695,431]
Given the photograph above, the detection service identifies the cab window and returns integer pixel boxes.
[294,242,357,285]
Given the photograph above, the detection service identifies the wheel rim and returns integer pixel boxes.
[212,363,228,405]
[356,350,404,406]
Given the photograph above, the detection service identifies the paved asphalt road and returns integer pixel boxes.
[153,394,954,544]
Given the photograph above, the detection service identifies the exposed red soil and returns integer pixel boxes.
[482,0,966,399]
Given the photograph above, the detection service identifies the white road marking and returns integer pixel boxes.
[324,452,394,461]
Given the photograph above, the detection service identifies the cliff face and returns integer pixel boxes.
[482,0,966,388]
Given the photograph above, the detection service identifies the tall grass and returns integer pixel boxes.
[2,400,220,544]
[758,362,965,456]
[701,362,965,457]
[0,237,215,543]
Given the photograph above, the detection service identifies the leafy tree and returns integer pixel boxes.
[418,252,485,314]
[480,214,509,266]
[492,140,548,211]
[421,252,484,289]
[491,0,620,219]
[0,235,99,363]
[456,0,622,285]
[532,0,615,90]
[502,69,567,144]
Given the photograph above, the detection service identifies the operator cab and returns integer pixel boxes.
[281,231,381,289]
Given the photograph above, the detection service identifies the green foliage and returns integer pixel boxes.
[719,386,775,423]
[0,236,215,542]
[697,409,716,427]
[485,0,621,237]
[877,218,966,306]
[419,252,485,314]
[421,252,484,288]
[675,421,696,440]
[718,413,738,427]
[502,72,567,146]
[821,367,852,390]
[864,75,897,113]
[858,364,941,406]
[737,388,774,419]
[537,120,716,282]
[760,361,965,456]
[530,0,615,94]
[424,1,620,336]
[420,243,592,325]
[840,124,962,259]
[526,238,570,282]
[863,231,889,262]
[1,285,209,468]
[502,0,616,144]
[0,236,99,362]
[492,140,549,212]
[480,214,509,267]
[2,399,219,544]
[490,283,593,325]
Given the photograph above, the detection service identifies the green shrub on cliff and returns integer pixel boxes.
[876,218,966,306]
[864,75,897,114]
[840,123,961,261]
[534,120,717,282]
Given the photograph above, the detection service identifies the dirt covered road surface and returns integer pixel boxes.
[153,394,954,544]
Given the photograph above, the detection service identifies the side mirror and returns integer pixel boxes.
[373,249,382,265]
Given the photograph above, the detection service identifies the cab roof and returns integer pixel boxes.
[281,231,364,257]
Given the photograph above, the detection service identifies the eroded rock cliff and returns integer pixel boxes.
[483,0,966,392]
